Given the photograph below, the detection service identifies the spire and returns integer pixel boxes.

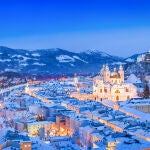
[100,65,105,76]
[26,82,29,88]
[114,67,117,72]
[119,64,124,83]
[102,64,105,70]
[74,73,77,77]
[100,65,105,72]
[105,64,109,71]
[119,64,123,71]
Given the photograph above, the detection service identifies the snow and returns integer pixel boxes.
[20,56,30,61]
[56,55,75,63]
[12,55,30,62]
[20,63,28,66]
[112,62,126,65]
[73,56,88,63]
[85,49,109,57]
[70,63,75,67]
[12,55,29,59]
[12,55,22,58]
[1,76,150,149]
[0,128,14,145]
[126,58,134,62]
[100,52,109,57]
[0,129,6,144]
[0,59,11,62]
[121,105,150,121]
[33,62,46,66]
[31,137,56,150]
[116,139,150,150]
[0,83,25,94]
[57,55,88,63]
[32,53,40,57]
[4,68,19,72]
[28,120,53,125]
[126,74,141,84]
[137,54,145,62]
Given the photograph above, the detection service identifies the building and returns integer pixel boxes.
[74,74,80,93]
[137,51,150,63]
[93,65,137,101]
[137,54,146,62]
[79,125,95,148]
[20,141,32,150]
[29,105,48,120]
[27,121,55,137]
[15,121,26,132]
[121,98,150,114]
[56,116,67,136]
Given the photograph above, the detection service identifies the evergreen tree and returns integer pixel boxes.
[143,83,150,98]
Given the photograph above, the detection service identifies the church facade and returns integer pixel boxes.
[93,65,137,102]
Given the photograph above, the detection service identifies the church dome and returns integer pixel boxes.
[110,72,120,78]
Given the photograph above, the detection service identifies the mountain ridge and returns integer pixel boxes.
[0,46,148,75]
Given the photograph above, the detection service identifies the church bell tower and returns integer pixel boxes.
[118,65,124,83]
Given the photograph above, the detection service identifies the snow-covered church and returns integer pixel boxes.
[93,65,137,101]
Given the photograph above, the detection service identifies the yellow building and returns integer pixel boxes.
[27,121,55,137]
[20,141,32,150]
[93,65,137,101]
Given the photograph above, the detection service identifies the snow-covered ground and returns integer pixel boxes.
[0,77,150,149]
[56,55,75,63]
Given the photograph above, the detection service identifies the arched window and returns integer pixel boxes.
[100,89,102,93]
[116,96,119,101]
[104,89,107,93]
[115,90,120,93]
[127,96,130,99]
[114,80,117,83]
[126,88,129,92]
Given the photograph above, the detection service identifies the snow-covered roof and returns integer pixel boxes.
[126,74,141,84]
[27,120,54,125]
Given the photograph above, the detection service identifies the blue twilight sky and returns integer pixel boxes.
[0,0,150,57]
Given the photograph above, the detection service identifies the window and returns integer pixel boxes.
[126,88,129,92]
[100,89,102,93]
[115,90,120,93]
[104,89,107,93]
[116,96,119,101]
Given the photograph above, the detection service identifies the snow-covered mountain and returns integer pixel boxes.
[124,51,150,76]
[125,52,147,63]
[0,46,142,75]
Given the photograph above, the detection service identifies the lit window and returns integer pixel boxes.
[126,88,129,92]
[115,90,120,93]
